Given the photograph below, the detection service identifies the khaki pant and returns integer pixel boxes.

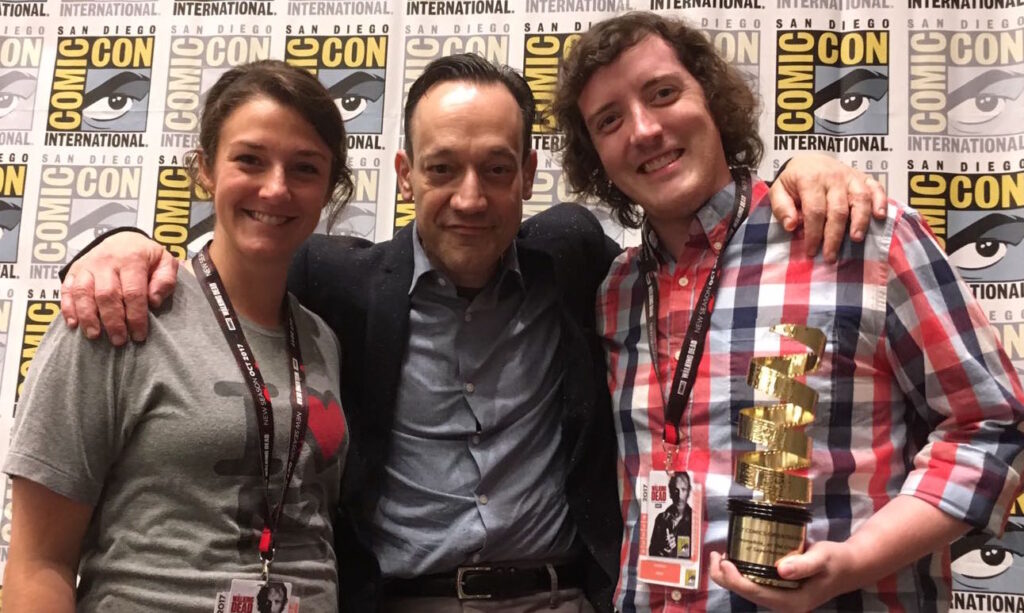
[379,588,595,612]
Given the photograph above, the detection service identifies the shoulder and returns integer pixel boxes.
[520,203,605,243]
[291,296,342,359]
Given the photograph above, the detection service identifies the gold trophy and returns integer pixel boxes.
[726,324,825,588]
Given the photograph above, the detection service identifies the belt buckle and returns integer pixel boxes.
[456,566,492,600]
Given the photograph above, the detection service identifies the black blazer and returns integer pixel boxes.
[287,203,623,612]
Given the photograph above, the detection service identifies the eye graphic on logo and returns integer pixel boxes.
[947,69,1024,136]
[82,72,151,131]
[0,70,37,128]
[327,71,385,123]
[811,69,888,134]
[0,199,22,253]
[67,202,137,256]
[947,213,1024,279]
[951,525,1024,590]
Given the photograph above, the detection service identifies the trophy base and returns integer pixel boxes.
[726,498,810,590]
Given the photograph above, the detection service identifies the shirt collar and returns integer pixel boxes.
[409,221,524,296]
[643,180,737,264]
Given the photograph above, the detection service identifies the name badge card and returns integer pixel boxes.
[637,470,703,590]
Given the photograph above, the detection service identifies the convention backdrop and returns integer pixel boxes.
[0,0,1021,610]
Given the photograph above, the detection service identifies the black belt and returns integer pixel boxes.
[385,561,584,601]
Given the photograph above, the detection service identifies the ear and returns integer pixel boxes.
[521,149,538,201]
[196,151,215,194]
[395,151,414,201]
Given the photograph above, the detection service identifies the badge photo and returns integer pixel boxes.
[637,470,703,590]
[220,578,299,613]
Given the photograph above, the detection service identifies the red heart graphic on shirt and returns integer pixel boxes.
[307,391,345,463]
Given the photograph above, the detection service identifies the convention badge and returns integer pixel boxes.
[219,579,300,613]
[637,470,703,590]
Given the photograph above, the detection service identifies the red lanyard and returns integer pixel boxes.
[193,242,309,580]
[638,167,751,470]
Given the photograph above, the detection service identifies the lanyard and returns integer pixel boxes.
[638,167,752,470]
[192,242,309,581]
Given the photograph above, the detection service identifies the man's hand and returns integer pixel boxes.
[770,153,888,263]
[709,542,858,612]
[60,232,178,346]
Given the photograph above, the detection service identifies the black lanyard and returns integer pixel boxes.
[638,168,752,466]
[192,242,309,580]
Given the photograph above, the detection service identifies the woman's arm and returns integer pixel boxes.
[3,477,92,613]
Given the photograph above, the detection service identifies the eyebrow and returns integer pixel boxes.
[231,140,329,160]
[0,71,33,90]
[812,69,888,111]
[83,71,151,107]
[947,69,1024,110]
[946,213,1024,254]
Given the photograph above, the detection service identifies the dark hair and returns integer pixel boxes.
[404,53,536,161]
[256,581,287,613]
[185,59,354,229]
[552,12,763,228]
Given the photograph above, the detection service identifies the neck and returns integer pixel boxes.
[649,216,695,263]
[206,240,289,328]
[649,172,735,262]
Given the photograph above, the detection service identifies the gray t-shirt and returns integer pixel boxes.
[5,269,346,612]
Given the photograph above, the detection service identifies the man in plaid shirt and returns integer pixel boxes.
[553,12,1024,612]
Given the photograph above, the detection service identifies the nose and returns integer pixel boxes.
[629,104,663,147]
[450,169,486,213]
[260,165,291,201]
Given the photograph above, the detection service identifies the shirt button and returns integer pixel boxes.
[439,278,448,287]
[464,312,473,322]
[465,382,475,394]
[713,241,723,252]
[478,494,489,505]
[677,276,688,287]
[471,435,480,445]
[670,589,682,602]
[471,552,482,563]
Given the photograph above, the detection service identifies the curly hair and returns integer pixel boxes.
[184,59,354,231]
[552,12,763,228]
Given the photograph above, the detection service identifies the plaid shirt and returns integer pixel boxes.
[599,177,1024,612]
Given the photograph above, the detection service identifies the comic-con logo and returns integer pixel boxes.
[0,31,42,145]
[287,0,391,16]
[153,161,212,261]
[775,21,889,153]
[31,155,142,280]
[702,19,762,91]
[45,28,155,147]
[0,0,47,17]
[0,161,26,264]
[317,163,379,240]
[950,493,1024,612]
[395,27,509,235]
[163,28,272,150]
[173,0,273,16]
[16,297,59,410]
[523,28,579,150]
[909,25,1024,153]
[58,0,157,17]
[908,163,1024,372]
[285,29,388,147]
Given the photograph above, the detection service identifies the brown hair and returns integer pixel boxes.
[552,12,763,228]
[404,53,536,162]
[185,59,354,229]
